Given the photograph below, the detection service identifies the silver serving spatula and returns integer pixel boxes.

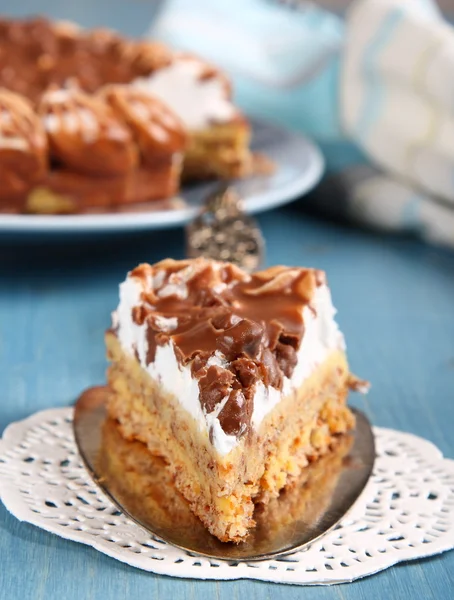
[74,387,374,561]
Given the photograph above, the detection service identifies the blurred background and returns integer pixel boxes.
[3,0,454,247]
[3,0,453,27]
[0,0,454,248]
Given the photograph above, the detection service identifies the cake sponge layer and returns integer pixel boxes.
[106,331,354,542]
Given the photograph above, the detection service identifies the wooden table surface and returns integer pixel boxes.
[1,206,453,599]
[0,1,454,598]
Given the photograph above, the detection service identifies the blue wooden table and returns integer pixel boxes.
[1,205,454,599]
[1,1,454,597]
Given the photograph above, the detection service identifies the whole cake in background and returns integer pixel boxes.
[0,17,253,214]
[106,257,366,542]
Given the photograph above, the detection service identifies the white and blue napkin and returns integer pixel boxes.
[149,0,454,248]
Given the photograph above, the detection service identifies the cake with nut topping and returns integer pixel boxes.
[106,258,362,542]
[0,17,253,214]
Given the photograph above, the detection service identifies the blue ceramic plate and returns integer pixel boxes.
[0,119,324,234]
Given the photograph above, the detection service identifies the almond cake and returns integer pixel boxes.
[105,258,360,542]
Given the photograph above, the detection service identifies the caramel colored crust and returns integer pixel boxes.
[105,332,355,542]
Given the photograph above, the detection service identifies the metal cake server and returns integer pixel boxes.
[74,187,375,561]
[186,185,265,272]
[74,391,374,562]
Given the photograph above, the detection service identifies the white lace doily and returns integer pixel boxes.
[0,408,453,585]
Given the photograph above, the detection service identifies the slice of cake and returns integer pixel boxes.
[106,258,358,542]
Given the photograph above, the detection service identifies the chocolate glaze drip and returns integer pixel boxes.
[127,259,325,442]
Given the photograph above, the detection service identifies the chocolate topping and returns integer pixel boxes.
[215,318,264,361]
[127,259,326,441]
[198,366,235,414]
[0,17,192,212]
[218,390,248,436]
[275,341,298,379]
[258,347,283,389]
[231,358,259,388]
[0,18,145,102]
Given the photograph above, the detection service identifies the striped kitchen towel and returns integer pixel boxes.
[150,0,454,248]
[340,0,454,245]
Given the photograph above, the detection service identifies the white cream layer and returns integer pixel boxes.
[132,58,236,130]
[113,276,345,456]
